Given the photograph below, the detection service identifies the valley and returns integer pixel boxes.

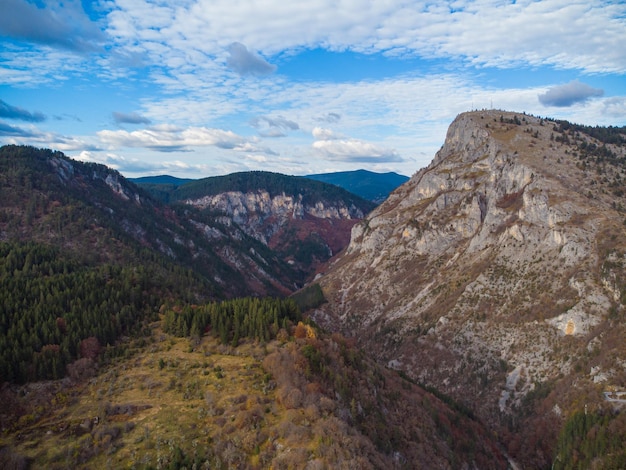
[2,110,626,468]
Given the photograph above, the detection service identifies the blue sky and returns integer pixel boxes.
[1,0,625,178]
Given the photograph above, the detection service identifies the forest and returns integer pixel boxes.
[553,409,626,469]
[0,241,202,383]
[162,296,302,346]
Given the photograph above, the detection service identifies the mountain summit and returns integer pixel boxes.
[314,110,626,467]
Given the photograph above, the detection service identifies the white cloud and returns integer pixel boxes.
[3,1,624,90]
[250,115,299,137]
[246,154,268,163]
[73,150,211,175]
[312,139,403,164]
[0,122,99,152]
[97,124,273,153]
[104,0,626,74]
[312,127,403,163]
[602,97,626,119]
[312,127,342,141]
[0,46,91,86]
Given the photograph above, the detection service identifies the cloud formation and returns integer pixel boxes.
[98,125,274,154]
[0,100,46,122]
[113,112,152,125]
[312,127,402,163]
[75,150,209,175]
[0,121,99,152]
[0,121,38,137]
[538,81,604,107]
[250,116,299,137]
[316,113,341,123]
[104,0,626,74]
[227,42,277,76]
[0,0,105,52]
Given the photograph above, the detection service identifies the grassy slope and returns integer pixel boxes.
[0,321,506,469]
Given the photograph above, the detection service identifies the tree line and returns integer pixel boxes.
[162,297,302,346]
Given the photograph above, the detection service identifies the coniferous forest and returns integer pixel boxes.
[0,241,197,383]
[162,297,302,345]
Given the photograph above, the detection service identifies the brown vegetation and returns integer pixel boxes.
[0,319,506,469]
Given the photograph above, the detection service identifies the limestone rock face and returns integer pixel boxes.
[315,110,626,467]
[187,190,365,245]
[184,189,369,291]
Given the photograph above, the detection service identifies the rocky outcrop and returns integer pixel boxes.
[186,190,366,245]
[183,190,369,288]
[315,110,626,467]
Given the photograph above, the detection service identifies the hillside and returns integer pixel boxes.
[306,169,409,203]
[0,146,310,297]
[0,299,507,469]
[0,146,348,384]
[313,111,626,468]
[135,171,376,283]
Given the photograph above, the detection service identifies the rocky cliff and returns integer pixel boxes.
[181,178,374,286]
[186,189,366,246]
[314,111,626,467]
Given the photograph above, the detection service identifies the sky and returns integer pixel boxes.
[0,1,625,179]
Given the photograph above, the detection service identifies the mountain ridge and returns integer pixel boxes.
[3,110,626,467]
[305,169,409,203]
[134,170,375,282]
[0,147,373,297]
[131,168,409,204]
[313,110,626,468]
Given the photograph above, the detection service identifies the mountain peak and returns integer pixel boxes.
[314,110,626,467]
[305,169,409,203]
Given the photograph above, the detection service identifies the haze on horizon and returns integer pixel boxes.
[1,0,625,179]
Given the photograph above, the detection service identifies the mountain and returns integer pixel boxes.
[0,147,373,383]
[128,175,195,203]
[134,171,376,283]
[312,111,626,468]
[131,169,410,204]
[4,110,626,468]
[0,145,507,469]
[0,302,507,469]
[0,146,306,299]
[305,169,409,203]
[129,175,194,186]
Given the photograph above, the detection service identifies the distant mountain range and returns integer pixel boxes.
[130,174,194,187]
[130,169,409,204]
[305,169,409,203]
